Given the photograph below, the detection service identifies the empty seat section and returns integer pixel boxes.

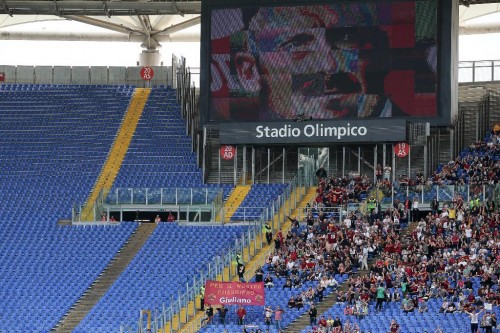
[0,84,139,333]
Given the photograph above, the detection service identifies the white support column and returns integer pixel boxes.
[392,146,396,183]
[251,147,255,185]
[358,146,361,174]
[382,144,386,174]
[218,148,221,184]
[282,147,286,184]
[234,147,238,186]
[242,146,247,185]
[267,148,271,184]
[139,49,161,66]
[342,146,346,178]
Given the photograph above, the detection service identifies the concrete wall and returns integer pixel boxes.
[0,65,173,87]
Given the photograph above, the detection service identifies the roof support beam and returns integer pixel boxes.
[152,15,200,36]
[0,1,201,16]
[62,15,144,35]
[460,23,500,34]
[0,30,200,42]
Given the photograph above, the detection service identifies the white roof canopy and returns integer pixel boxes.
[0,1,499,45]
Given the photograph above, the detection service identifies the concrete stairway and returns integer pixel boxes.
[80,88,150,221]
[175,187,316,333]
[51,223,157,333]
[284,219,420,333]
[220,185,252,222]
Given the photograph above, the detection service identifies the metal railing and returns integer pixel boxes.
[72,187,224,223]
[105,187,223,206]
[120,177,307,333]
[372,183,500,207]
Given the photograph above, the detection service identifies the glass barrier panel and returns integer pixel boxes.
[407,185,422,203]
[437,185,454,203]
[105,190,117,204]
[132,188,147,205]
[192,188,208,204]
[147,188,162,205]
[455,185,468,202]
[484,185,495,203]
[117,188,132,204]
[469,184,484,202]
[175,188,192,204]
[162,188,177,205]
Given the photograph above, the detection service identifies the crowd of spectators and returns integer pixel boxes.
[294,131,500,333]
[313,174,372,208]
[202,130,500,332]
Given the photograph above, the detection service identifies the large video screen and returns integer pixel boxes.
[207,1,439,122]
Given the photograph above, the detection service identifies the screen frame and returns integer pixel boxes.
[200,0,455,130]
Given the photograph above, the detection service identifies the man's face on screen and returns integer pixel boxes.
[242,6,387,119]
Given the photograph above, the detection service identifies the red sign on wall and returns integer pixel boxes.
[394,142,410,158]
[140,67,154,80]
[204,281,265,306]
[220,145,236,160]
[0,72,5,82]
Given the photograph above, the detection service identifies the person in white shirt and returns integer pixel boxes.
[344,216,352,229]
[412,197,419,221]
[465,307,483,333]
[465,226,473,244]
[360,246,369,270]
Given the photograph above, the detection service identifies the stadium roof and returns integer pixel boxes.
[0,0,499,46]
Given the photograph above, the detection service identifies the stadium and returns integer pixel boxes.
[0,1,499,333]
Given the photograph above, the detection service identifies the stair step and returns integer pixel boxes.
[51,223,157,333]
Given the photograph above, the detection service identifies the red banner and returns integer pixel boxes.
[204,281,265,306]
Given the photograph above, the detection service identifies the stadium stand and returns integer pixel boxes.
[231,184,290,222]
[1,68,499,333]
[108,85,233,204]
[192,131,499,333]
[0,83,290,333]
[0,84,140,333]
[292,132,500,333]
[75,223,248,333]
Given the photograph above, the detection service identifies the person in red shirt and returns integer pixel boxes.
[318,316,328,331]
[167,211,175,222]
[236,305,246,325]
[389,319,400,332]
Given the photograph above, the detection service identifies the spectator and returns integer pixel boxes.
[199,285,205,310]
[389,319,400,333]
[318,316,328,332]
[201,305,214,326]
[167,211,175,222]
[332,316,342,333]
[375,283,385,311]
[274,306,285,330]
[264,273,274,289]
[264,306,273,327]
[465,306,483,333]
[418,299,428,313]
[217,305,228,325]
[481,311,494,333]
[309,304,318,327]
[431,197,439,216]
[237,263,246,282]
[255,266,264,283]
[264,222,273,245]
[236,305,246,325]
